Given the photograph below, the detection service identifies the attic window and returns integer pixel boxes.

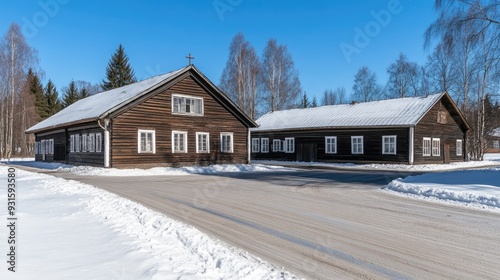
[437,111,447,124]
[172,94,203,116]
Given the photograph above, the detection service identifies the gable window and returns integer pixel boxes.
[196,132,209,153]
[325,137,337,154]
[138,130,156,153]
[351,136,364,154]
[89,133,95,152]
[382,136,397,155]
[172,131,188,153]
[96,133,102,153]
[272,139,282,152]
[456,139,463,156]
[221,133,233,153]
[251,138,260,153]
[284,138,295,153]
[261,138,269,153]
[75,134,81,152]
[82,133,88,152]
[432,138,441,156]
[493,140,499,149]
[172,95,203,116]
[437,111,447,124]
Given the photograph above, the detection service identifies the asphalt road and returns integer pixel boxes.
[45,168,500,279]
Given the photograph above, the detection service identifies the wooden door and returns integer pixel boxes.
[297,143,317,162]
[444,143,450,164]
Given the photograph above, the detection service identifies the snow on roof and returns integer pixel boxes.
[27,66,188,133]
[252,93,445,131]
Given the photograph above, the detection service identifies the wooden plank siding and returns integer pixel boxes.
[67,125,105,166]
[251,128,410,164]
[110,75,249,168]
[414,98,465,164]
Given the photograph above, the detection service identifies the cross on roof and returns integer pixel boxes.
[186,53,195,65]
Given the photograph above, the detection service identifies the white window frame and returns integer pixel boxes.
[41,140,46,154]
[220,132,234,153]
[49,139,54,154]
[272,139,282,152]
[251,138,260,153]
[284,137,295,153]
[75,135,81,152]
[382,135,397,155]
[172,94,204,116]
[89,133,95,153]
[456,139,463,156]
[138,129,156,154]
[493,140,499,149]
[423,137,431,156]
[196,132,210,153]
[172,131,188,153]
[432,138,441,156]
[325,136,337,154]
[95,133,102,153]
[261,138,269,153]
[351,136,364,154]
[35,142,39,155]
[81,133,88,152]
[70,135,75,153]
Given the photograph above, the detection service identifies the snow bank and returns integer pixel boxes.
[0,166,299,279]
[384,168,500,211]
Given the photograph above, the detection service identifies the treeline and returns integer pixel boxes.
[0,23,136,158]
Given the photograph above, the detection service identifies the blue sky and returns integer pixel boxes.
[1,0,438,101]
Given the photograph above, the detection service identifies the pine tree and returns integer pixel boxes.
[62,80,80,108]
[79,87,89,99]
[311,96,318,107]
[45,80,61,117]
[301,93,310,108]
[101,44,137,91]
[26,68,48,120]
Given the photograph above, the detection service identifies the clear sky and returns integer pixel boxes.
[1,0,438,101]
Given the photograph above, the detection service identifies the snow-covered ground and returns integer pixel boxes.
[0,166,299,279]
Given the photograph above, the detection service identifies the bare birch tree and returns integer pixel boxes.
[352,66,381,102]
[220,33,260,119]
[0,23,38,158]
[386,53,419,98]
[260,39,302,112]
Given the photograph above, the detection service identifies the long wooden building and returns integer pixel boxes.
[251,92,471,164]
[26,65,257,168]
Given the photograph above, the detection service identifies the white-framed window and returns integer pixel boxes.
[96,133,102,153]
[456,139,463,156]
[138,129,156,153]
[196,132,209,153]
[75,134,81,152]
[423,137,431,156]
[81,133,88,152]
[251,138,260,153]
[325,136,337,154]
[70,135,75,153]
[432,138,441,156]
[49,139,54,154]
[382,135,397,155]
[89,133,95,152]
[272,139,282,152]
[41,139,46,154]
[284,137,295,153]
[172,94,203,116]
[351,136,363,154]
[261,138,269,153]
[221,132,233,153]
[34,142,39,154]
[172,131,188,153]
[493,140,500,149]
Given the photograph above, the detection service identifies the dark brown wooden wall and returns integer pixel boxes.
[35,131,66,162]
[251,127,410,163]
[67,126,105,166]
[111,75,249,168]
[414,99,465,164]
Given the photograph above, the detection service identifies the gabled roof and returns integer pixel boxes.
[27,65,257,133]
[252,92,470,132]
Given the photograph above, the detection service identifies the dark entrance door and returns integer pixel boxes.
[297,143,317,162]
[54,143,66,161]
[444,143,450,164]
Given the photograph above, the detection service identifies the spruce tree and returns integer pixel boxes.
[62,80,80,108]
[26,68,49,120]
[79,87,89,99]
[301,93,310,108]
[311,96,318,107]
[45,80,62,117]
[101,44,137,91]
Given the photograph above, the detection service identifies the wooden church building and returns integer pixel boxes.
[250,92,471,165]
[26,65,257,168]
